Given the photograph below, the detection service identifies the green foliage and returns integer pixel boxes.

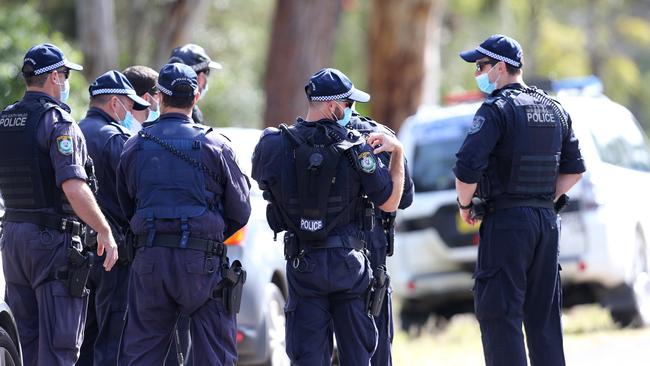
[0,2,87,121]
[534,18,591,78]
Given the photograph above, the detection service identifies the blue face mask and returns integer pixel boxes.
[116,98,138,133]
[56,78,70,103]
[334,103,352,127]
[145,102,160,122]
[475,65,499,94]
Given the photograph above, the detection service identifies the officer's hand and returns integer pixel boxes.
[367,133,403,155]
[96,230,119,271]
[459,208,477,226]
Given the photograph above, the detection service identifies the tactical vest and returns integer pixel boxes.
[485,87,565,198]
[134,122,212,245]
[269,122,363,243]
[0,98,67,211]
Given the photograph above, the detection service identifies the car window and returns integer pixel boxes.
[411,115,473,192]
[586,106,650,172]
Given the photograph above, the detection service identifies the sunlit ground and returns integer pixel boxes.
[392,305,650,366]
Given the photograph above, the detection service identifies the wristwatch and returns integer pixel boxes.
[457,197,472,210]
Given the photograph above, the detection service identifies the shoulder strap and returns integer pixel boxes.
[138,129,223,185]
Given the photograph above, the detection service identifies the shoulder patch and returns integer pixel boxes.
[358,151,377,173]
[468,115,485,135]
[56,135,74,155]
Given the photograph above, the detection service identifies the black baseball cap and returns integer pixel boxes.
[305,68,370,103]
[157,63,198,98]
[89,70,150,110]
[168,44,222,72]
[22,43,83,76]
[460,34,524,68]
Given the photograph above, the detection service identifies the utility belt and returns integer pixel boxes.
[470,196,554,221]
[283,232,365,260]
[135,234,227,258]
[2,210,84,236]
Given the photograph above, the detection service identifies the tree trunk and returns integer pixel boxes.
[369,0,442,132]
[76,0,118,80]
[263,0,343,127]
[152,0,208,67]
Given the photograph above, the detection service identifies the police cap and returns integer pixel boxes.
[168,44,222,72]
[157,63,198,98]
[22,43,83,76]
[460,34,523,68]
[89,70,150,110]
[305,68,370,103]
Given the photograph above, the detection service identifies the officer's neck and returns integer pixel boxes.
[26,85,57,99]
[496,73,526,90]
[161,105,193,118]
[305,107,330,123]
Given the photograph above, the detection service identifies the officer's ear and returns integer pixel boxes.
[193,91,201,105]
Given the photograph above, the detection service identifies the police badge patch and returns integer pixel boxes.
[358,151,377,173]
[56,135,73,155]
[468,115,485,134]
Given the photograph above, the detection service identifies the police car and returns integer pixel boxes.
[215,128,290,366]
[390,77,650,330]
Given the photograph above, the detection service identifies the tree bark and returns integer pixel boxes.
[263,0,343,127]
[76,0,118,80]
[152,0,208,67]
[369,0,442,132]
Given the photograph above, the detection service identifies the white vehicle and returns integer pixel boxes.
[390,79,650,330]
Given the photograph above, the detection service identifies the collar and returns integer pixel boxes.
[493,82,525,95]
[158,113,194,123]
[85,106,117,124]
[23,91,71,113]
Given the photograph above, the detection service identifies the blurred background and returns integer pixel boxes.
[3,0,650,365]
[1,0,650,132]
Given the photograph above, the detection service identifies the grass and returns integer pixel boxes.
[391,305,650,365]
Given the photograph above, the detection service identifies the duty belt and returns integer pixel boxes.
[2,210,84,236]
[135,234,227,257]
[488,197,554,211]
[304,235,365,251]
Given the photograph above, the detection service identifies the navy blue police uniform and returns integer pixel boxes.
[347,113,414,366]
[252,68,399,365]
[454,35,586,366]
[168,43,222,125]
[0,44,90,365]
[116,63,251,365]
[77,70,150,366]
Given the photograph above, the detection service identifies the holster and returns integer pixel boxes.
[361,198,375,232]
[470,197,487,221]
[554,194,570,213]
[382,212,396,257]
[213,260,247,314]
[123,229,136,263]
[65,247,93,298]
[283,232,300,260]
[366,265,390,317]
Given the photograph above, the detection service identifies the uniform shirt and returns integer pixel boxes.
[79,107,131,231]
[453,83,586,196]
[348,114,414,212]
[251,118,395,240]
[116,113,251,241]
[5,91,88,216]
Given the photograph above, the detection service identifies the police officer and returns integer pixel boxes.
[168,43,222,124]
[454,35,585,366]
[0,43,119,365]
[123,65,161,129]
[347,111,414,366]
[116,63,251,365]
[77,70,150,366]
[252,68,406,365]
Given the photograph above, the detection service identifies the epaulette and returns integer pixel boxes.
[260,126,281,139]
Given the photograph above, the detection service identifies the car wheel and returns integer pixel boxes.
[0,327,20,366]
[263,284,290,366]
[611,230,650,328]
